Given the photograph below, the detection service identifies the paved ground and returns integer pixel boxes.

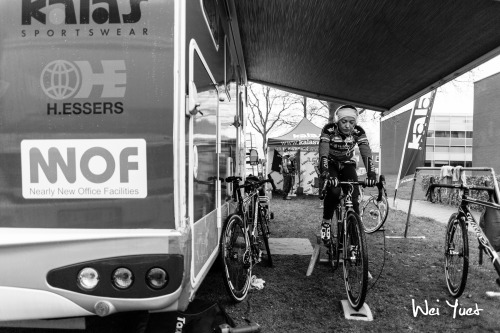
[269,199,481,255]
[393,198,480,222]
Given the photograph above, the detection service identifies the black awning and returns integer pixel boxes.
[231,0,500,112]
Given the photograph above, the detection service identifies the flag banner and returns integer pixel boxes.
[271,149,282,172]
[395,90,437,192]
[300,151,320,195]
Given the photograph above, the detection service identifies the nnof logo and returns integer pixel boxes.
[21,139,147,199]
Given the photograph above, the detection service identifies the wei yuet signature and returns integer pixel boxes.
[412,299,483,318]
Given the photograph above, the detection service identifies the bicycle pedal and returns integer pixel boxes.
[270,212,274,219]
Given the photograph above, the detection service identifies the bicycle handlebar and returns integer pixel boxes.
[429,183,494,193]
[323,177,373,188]
[216,323,261,333]
[319,175,386,200]
[224,174,276,193]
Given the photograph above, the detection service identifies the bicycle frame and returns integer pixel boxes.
[230,182,258,265]
[321,179,362,232]
[321,178,369,310]
[448,186,500,277]
[228,176,275,268]
[335,183,363,256]
[336,184,356,223]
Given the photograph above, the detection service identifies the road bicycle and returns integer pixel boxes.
[320,177,370,310]
[220,174,276,302]
[360,175,389,233]
[432,178,500,297]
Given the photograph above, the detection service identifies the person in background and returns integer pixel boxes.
[281,152,296,200]
[319,105,376,245]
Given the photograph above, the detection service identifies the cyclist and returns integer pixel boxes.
[319,104,376,245]
[280,152,296,200]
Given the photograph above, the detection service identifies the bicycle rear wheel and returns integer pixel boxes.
[221,214,251,302]
[444,213,469,298]
[259,207,273,267]
[361,195,389,233]
[343,212,368,310]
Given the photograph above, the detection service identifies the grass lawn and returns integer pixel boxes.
[197,194,500,333]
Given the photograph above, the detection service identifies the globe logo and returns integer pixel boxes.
[40,60,80,100]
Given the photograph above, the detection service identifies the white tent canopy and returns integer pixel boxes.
[267,118,322,196]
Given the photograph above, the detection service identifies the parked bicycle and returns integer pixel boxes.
[360,175,389,233]
[429,169,500,297]
[320,177,369,310]
[220,174,276,302]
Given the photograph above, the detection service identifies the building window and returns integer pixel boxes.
[435,131,449,137]
[450,131,466,138]
[450,161,464,167]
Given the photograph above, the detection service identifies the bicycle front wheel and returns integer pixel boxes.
[343,212,368,310]
[361,195,389,233]
[220,214,251,302]
[259,207,273,267]
[444,213,469,298]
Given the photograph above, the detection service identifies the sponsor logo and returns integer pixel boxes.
[466,213,492,253]
[21,0,149,37]
[407,95,434,150]
[22,0,148,25]
[41,59,126,115]
[292,133,319,139]
[175,317,186,333]
[21,139,147,198]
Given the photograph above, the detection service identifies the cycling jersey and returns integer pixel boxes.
[319,123,375,177]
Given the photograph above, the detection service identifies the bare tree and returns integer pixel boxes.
[247,83,380,161]
[301,99,371,125]
[247,83,301,158]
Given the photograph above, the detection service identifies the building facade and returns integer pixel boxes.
[473,72,500,170]
[380,80,474,174]
[425,114,473,167]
